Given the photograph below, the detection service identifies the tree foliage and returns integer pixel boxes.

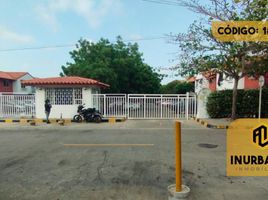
[172,0,268,119]
[61,37,162,93]
[161,80,194,94]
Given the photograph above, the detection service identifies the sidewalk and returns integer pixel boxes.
[193,117,231,129]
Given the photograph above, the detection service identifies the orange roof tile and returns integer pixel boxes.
[21,76,109,88]
[0,71,28,80]
[187,76,196,82]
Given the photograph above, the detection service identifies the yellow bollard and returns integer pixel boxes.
[109,117,116,124]
[167,121,190,199]
[175,121,182,192]
[5,119,13,123]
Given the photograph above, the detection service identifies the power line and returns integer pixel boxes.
[141,0,181,7]
[0,36,169,52]
[0,44,76,52]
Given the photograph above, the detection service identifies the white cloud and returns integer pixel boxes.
[0,26,34,44]
[36,0,123,31]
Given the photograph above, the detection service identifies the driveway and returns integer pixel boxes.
[0,120,267,200]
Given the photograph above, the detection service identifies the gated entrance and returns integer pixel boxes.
[93,93,196,119]
[0,93,196,119]
[0,93,35,118]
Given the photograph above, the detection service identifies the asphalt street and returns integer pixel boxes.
[0,120,267,200]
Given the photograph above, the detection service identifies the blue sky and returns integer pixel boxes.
[0,0,199,84]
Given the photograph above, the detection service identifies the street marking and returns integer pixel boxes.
[63,143,154,147]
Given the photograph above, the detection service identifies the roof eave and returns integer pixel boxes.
[21,82,110,88]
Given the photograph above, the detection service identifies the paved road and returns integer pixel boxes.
[0,120,267,200]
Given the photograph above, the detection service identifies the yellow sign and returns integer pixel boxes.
[227,119,268,176]
[212,21,268,42]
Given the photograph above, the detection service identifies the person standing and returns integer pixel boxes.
[45,99,52,124]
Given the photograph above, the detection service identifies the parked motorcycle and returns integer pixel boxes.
[73,104,102,123]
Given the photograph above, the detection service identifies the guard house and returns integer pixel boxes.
[22,76,109,119]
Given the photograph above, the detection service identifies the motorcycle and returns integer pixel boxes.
[73,104,102,123]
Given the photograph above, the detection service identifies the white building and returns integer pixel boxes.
[0,71,35,93]
[190,72,267,94]
[22,76,109,119]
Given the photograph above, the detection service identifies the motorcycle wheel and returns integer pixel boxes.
[94,116,102,123]
[73,115,82,123]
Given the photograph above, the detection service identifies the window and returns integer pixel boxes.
[21,81,26,89]
[45,88,83,105]
[3,80,9,87]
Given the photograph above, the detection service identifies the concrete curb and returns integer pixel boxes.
[0,117,126,124]
[192,117,229,129]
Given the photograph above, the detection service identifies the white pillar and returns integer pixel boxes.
[196,88,211,119]
[35,88,45,118]
[185,92,189,120]
[82,87,92,108]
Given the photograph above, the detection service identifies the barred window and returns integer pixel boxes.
[45,88,83,105]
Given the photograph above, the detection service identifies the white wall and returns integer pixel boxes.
[35,87,93,119]
[35,88,45,118]
[82,87,92,108]
[48,105,78,119]
[194,73,245,93]
[13,74,35,93]
[216,74,244,90]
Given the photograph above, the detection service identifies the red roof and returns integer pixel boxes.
[21,76,109,88]
[187,76,196,82]
[0,71,28,80]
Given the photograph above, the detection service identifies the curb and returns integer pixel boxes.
[192,117,229,129]
[0,117,126,124]
[0,119,72,124]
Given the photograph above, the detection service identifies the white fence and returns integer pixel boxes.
[0,94,35,118]
[92,94,127,117]
[93,93,197,119]
[0,93,196,119]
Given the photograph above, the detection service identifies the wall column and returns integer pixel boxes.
[35,88,45,118]
[82,88,92,108]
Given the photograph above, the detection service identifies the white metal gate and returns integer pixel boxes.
[0,94,35,118]
[93,94,127,117]
[0,93,196,119]
[93,93,196,119]
[128,94,196,119]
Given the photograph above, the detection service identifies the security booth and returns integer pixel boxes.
[22,76,109,119]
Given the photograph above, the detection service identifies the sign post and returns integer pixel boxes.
[258,76,264,119]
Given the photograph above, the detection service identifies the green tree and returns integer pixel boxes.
[172,0,268,119]
[61,37,162,93]
[161,80,194,94]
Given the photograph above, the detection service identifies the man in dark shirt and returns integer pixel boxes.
[45,99,52,124]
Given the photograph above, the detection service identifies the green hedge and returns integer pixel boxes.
[207,88,268,118]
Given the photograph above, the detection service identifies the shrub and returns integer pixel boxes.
[206,88,268,118]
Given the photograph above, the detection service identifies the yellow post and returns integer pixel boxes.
[109,117,116,124]
[175,121,182,192]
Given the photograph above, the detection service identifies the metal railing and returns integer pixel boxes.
[93,94,127,117]
[0,93,35,118]
[93,93,197,119]
[0,93,196,119]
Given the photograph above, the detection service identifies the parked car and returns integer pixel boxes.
[108,100,125,109]
[2,102,25,113]
[108,101,141,110]
[128,102,141,110]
